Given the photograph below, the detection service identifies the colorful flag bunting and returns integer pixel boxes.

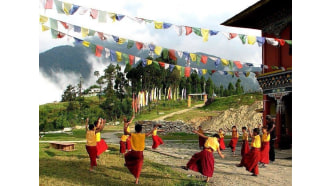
[116,51,122,62]
[169,49,177,61]
[98,10,107,23]
[198,69,202,75]
[95,45,103,57]
[247,35,256,45]
[218,71,224,75]
[154,46,162,55]
[239,34,247,44]
[234,61,243,69]
[127,40,134,49]
[63,2,72,15]
[275,38,286,46]
[201,28,209,42]
[221,58,229,66]
[57,32,65,38]
[190,53,196,62]
[110,50,116,61]
[223,71,228,75]
[54,0,65,14]
[154,21,163,29]
[266,38,279,46]
[45,0,53,9]
[201,55,208,64]
[81,27,88,37]
[129,55,135,65]
[122,53,129,64]
[147,59,152,65]
[116,14,125,21]
[185,26,192,35]
[135,57,141,64]
[181,67,185,77]
[192,27,202,36]
[73,25,81,32]
[42,25,50,32]
[164,63,169,70]
[245,63,253,67]
[229,60,234,70]
[69,5,79,15]
[136,42,143,50]
[82,40,90,47]
[177,51,183,58]
[257,36,266,47]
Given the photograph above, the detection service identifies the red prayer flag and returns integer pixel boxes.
[57,32,65,38]
[45,0,53,9]
[97,32,107,40]
[169,49,177,61]
[229,33,237,39]
[136,42,143,50]
[201,55,208,64]
[90,9,98,19]
[185,26,192,35]
[185,67,191,77]
[158,62,165,68]
[234,61,243,69]
[95,45,104,57]
[235,71,240,77]
[275,38,285,46]
[211,70,216,74]
[129,55,135,65]
[60,21,69,29]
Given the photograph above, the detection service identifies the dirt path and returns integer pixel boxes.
[101,132,292,185]
[152,103,205,121]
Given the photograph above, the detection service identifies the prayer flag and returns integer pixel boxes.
[163,22,172,29]
[154,21,163,29]
[45,0,53,9]
[169,49,177,61]
[39,15,48,24]
[164,63,169,70]
[234,61,243,69]
[185,67,191,77]
[210,30,219,36]
[142,59,146,67]
[74,37,83,44]
[81,27,88,37]
[201,55,208,64]
[201,28,209,42]
[285,40,292,45]
[245,63,253,67]
[129,55,135,65]
[244,72,250,77]
[162,48,169,59]
[59,21,69,29]
[247,35,256,45]
[95,45,103,57]
[214,58,220,68]
[202,69,207,75]
[235,71,240,77]
[98,10,107,23]
[275,38,285,46]
[185,26,192,35]
[63,2,72,15]
[223,71,228,75]
[97,32,107,40]
[174,25,183,36]
[266,38,279,46]
[88,29,96,36]
[149,44,155,52]
[181,67,185,77]
[116,14,125,21]
[73,25,81,33]
[154,46,162,55]
[221,58,229,66]
[176,65,181,71]
[108,13,116,22]
[90,43,96,53]
[78,7,88,15]
[122,53,129,64]
[69,5,79,15]
[136,42,143,50]
[127,40,134,49]
[112,35,119,43]
[110,50,116,61]
[198,69,202,75]
[41,25,49,32]
[239,34,247,44]
[82,40,90,47]
[57,32,65,38]
[192,27,202,36]
[116,51,122,62]
[169,64,175,72]
[190,53,196,61]
[177,51,183,58]
[257,36,265,46]
[50,18,58,30]
[118,38,126,44]
[183,52,190,61]
[54,0,65,14]
[158,62,165,68]
[230,33,237,39]
[218,71,224,75]
[147,59,152,65]
[229,60,234,70]
[105,48,110,58]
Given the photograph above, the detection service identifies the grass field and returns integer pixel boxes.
[39,143,202,186]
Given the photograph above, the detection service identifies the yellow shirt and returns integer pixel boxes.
[251,135,261,148]
[219,131,224,138]
[204,137,220,151]
[242,132,248,141]
[131,133,145,151]
[96,132,101,142]
[232,131,239,138]
[153,128,157,136]
[86,130,96,146]
[120,135,129,142]
[262,133,270,142]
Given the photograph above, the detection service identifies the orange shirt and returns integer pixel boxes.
[86,130,96,146]
[251,135,261,148]
[262,133,270,142]
[96,132,101,142]
[232,131,239,138]
[131,133,146,151]
[204,137,220,151]
[242,131,248,141]
[120,135,129,142]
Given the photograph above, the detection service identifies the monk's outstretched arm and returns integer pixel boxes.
[193,130,208,139]
[217,148,225,159]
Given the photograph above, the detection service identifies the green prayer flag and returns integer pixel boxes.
[88,29,96,36]
[153,61,161,70]
[144,19,153,23]
[181,67,185,77]
[54,0,65,14]
[90,43,96,53]
[127,40,134,49]
[239,34,247,44]
[50,18,58,30]
[285,40,292,45]
[196,55,201,65]
[192,27,202,36]
[122,53,129,64]
[162,48,169,59]
[50,29,59,39]
[229,60,234,70]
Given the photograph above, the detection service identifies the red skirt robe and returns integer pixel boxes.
[86,145,97,167]
[152,135,164,149]
[260,142,270,164]
[218,138,226,150]
[240,148,260,175]
[96,139,108,156]
[229,137,238,152]
[241,140,250,157]
[125,151,144,178]
[186,149,215,177]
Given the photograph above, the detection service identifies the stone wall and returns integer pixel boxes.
[134,120,195,134]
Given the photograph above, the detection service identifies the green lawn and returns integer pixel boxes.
[39,143,202,186]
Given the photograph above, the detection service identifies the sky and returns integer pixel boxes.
[39,0,262,104]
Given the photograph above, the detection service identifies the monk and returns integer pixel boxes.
[236,127,261,176]
[259,126,270,168]
[124,124,155,184]
[218,128,226,151]
[183,130,225,183]
[197,126,205,149]
[151,124,165,149]
[95,118,108,158]
[227,126,239,156]
[120,115,135,154]
[85,118,103,171]
[241,126,250,157]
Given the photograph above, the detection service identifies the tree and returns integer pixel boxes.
[235,79,244,95]
[227,82,235,96]
[61,85,76,102]
[100,64,116,119]
[205,77,214,96]
[114,64,128,102]
[220,84,224,97]
[200,76,206,93]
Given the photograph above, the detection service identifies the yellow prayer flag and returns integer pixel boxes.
[228,71,234,75]
[221,58,229,66]
[118,38,126,44]
[154,21,163,29]
[41,25,50,32]
[154,46,162,55]
[201,28,209,42]
[147,59,152,65]
[63,2,72,15]
[39,15,48,24]
[116,51,122,62]
[202,69,207,75]
[81,27,88,38]
[176,65,182,71]
[108,13,116,22]
[190,53,197,61]
[247,35,256,45]
[82,41,90,47]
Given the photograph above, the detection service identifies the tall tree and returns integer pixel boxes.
[61,85,76,102]
[205,77,214,96]
[235,79,244,95]
[227,82,235,96]
[220,84,224,97]
[114,64,128,102]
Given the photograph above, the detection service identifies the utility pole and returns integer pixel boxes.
[79,76,83,97]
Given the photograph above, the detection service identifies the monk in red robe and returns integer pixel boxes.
[151,124,165,149]
[227,126,239,156]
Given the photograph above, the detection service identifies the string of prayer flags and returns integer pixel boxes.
[82,40,90,47]
[136,42,143,50]
[73,25,81,33]
[257,36,266,47]
[202,69,207,75]
[110,50,116,61]
[169,64,175,72]
[214,58,220,68]
[51,29,58,39]
[176,65,182,71]
[158,62,165,68]
[221,58,229,66]
[54,0,65,14]
[89,43,96,53]
[235,71,240,77]
[247,35,256,45]
[108,13,116,22]
[201,55,208,64]
[181,67,185,77]
[116,51,122,62]
[81,27,88,37]
[229,60,234,70]
[147,59,152,65]
[275,38,286,46]
[154,46,162,55]
[127,40,134,49]
[209,30,219,36]
[174,25,183,36]
[40,15,48,24]
[164,63,169,70]
[163,23,172,29]
[190,53,197,62]
[169,49,177,61]
[266,38,279,46]
[50,18,58,30]
[239,34,247,44]
[97,32,107,40]
[141,59,146,67]
[122,53,129,64]
[285,40,292,45]
[148,44,155,52]
[59,21,69,29]
[116,14,125,21]
[104,48,110,58]
[57,32,65,38]
[201,28,209,42]
[95,45,103,57]
[69,5,79,15]
[196,55,201,65]
[185,26,192,35]
[183,52,190,61]
[154,21,163,29]
[88,29,96,36]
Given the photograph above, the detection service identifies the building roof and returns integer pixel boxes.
[221,0,291,36]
